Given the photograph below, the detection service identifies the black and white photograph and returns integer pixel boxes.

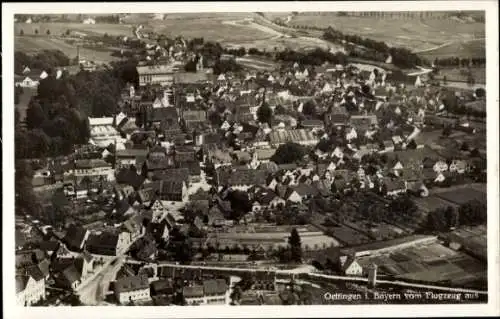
[2,1,499,318]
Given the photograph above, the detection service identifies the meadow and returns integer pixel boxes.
[287,14,485,53]
[15,36,121,63]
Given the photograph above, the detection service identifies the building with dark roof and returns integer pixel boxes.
[114,274,151,304]
[63,226,90,252]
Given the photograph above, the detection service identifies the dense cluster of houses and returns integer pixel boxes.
[16,33,486,306]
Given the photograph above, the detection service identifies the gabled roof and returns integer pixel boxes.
[115,274,150,293]
[203,279,227,295]
[116,168,146,189]
[183,285,204,298]
[63,225,88,250]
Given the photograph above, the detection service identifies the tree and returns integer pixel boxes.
[271,142,306,164]
[406,139,417,149]
[302,100,316,117]
[460,142,469,152]
[288,228,302,263]
[184,59,197,72]
[442,125,452,137]
[257,103,273,125]
[475,87,486,98]
[25,100,46,130]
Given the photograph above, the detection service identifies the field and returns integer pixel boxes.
[418,39,486,60]
[434,188,486,206]
[15,22,134,37]
[357,242,487,287]
[146,15,273,44]
[287,14,485,53]
[434,67,486,84]
[15,36,121,63]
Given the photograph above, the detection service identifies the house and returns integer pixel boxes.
[16,269,45,306]
[384,178,407,197]
[339,255,363,276]
[137,64,175,87]
[122,214,146,242]
[114,274,151,304]
[149,180,188,202]
[216,167,268,191]
[252,189,284,212]
[52,254,94,290]
[15,75,40,88]
[182,110,207,131]
[433,160,449,173]
[149,199,167,223]
[183,285,205,305]
[85,231,131,256]
[115,148,149,170]
[449,160,467,174]
[151,168,190,185]
[269,129,319,147]
[63,225,90,252]
[202,279,229,305]
[150,278,174,296]
[301,119,325,130]
[73,159,115,181]
[115,169,146,190]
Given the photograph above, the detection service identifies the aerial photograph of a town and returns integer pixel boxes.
[11,9,492,308]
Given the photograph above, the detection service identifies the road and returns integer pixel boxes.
[79,256,125,305]
[125,259,487,296]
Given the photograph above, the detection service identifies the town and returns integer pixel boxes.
[13,12,488,306]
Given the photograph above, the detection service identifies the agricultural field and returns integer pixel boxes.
[15,22,135,37]
[418,38,486,60]
[147,16,273,44]
[435,67,486,84]
[434,187,486,206]
[235,56,278,71]
[356,242,487,287]
[287,14,485,53]
[15,36,120,63]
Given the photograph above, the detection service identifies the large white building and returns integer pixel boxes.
[88,117,123,148]
[136,64,175,87]
[73,159,115,181]
[268,129,319,147]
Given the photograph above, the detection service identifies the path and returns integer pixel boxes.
[124,258,487,296]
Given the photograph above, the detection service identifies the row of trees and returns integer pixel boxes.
[323,27,429,68]
[433,57,486,68]
[276,48,348,66]
[15,50,71,74]
[16,59,136,159]
[424,199,486,232]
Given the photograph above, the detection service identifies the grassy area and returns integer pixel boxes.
[15,22,134,37]
[435,67,486,84]
[15,36,121,63]
[147,17,272,44]
[419,39,485,60]
[287,14,484,52]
